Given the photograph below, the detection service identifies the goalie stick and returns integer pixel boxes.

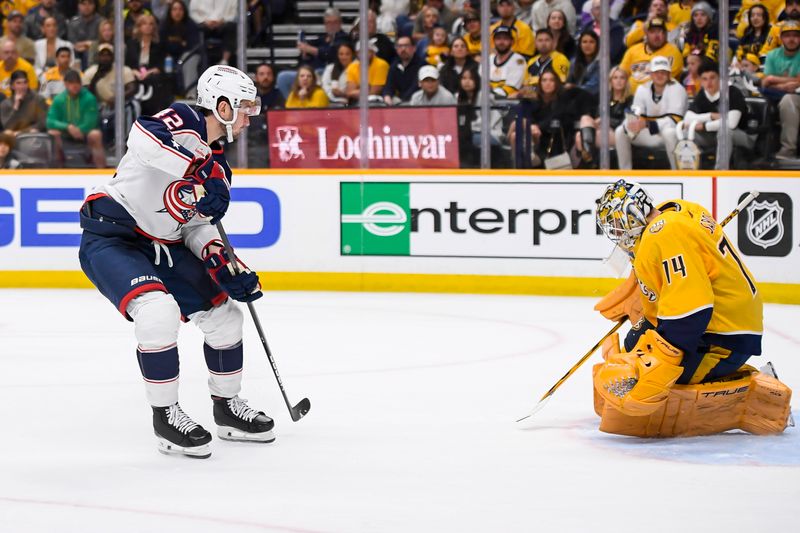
[216,221,311,422]
[516,190,761,423]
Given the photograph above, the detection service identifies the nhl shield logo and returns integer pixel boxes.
[746,200,784,249]
[272,126,305,162]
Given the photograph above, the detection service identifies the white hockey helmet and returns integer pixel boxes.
[196,64,261,142]
[596,179,654,252]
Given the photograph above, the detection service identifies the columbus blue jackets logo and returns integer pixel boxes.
[738,193,792,257]
[162,180,198,224]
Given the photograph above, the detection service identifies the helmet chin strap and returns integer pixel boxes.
[212,104,239,143]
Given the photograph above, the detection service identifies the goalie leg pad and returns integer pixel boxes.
[596,366,793,437]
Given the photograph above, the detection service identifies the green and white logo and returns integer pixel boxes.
[340,182,411,255]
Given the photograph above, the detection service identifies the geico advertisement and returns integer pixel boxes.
[0,179,280,270]
[340,181,685,259]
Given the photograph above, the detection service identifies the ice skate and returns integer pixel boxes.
[213,395,275,443]
[153,403,212,458]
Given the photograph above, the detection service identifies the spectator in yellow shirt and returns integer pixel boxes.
[668,0,695,27]
[424,26,450,66]
[462,11,482,57]
[490,0,535,57]
[285,65,330,109]
[0,38,38,97]
[625,0,677,48]
[620,17,684,92]
[525,29,570,86]
[345,38,390,103]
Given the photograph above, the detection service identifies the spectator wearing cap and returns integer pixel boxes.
[409,64,456,106]
[615,56,687,169]
[383,35,425,105]
[577,0,625,63]
[462,10,483,57]
[619,17,684,93]
[23,0,67,40]
[0,39,38,98]
[67,0,102,70]
[762,20,800,159]
[345,38,390,103]
[489,25,527,98]
[0,132,21,169]
[677,2,719,61]
[759,0,800,58]
[34,16,74,73]
[5,10,36,64]
[47,69,106,167]
[524,29,570,87]
[679,60,753,167]
[297,7,349,70]
[530,0,576,33]
[82,43,136,108]
[0,69,47,136]
[490,0,535,57]
[39,45,76,103]
[189,0,235,65]
[624,0,676,48]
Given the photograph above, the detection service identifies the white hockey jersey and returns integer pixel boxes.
[92,103,230,254]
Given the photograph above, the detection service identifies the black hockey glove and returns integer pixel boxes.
[204,246,262,303]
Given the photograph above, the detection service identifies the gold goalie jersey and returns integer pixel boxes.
[632,200,763,360]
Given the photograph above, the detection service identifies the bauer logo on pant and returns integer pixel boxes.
[738,192,792,257]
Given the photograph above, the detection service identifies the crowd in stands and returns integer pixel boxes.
[258,0,800,169]
[0,0,797,169]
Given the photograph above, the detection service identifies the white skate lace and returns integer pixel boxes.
[167,404,199,434]
[227,396,259,422]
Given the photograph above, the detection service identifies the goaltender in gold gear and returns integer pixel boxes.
[591,181,792,437]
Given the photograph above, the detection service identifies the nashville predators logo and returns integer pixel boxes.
[162,180,198,224]
[637,277,658,302]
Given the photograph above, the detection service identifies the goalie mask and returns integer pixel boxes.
[196,65,261,143]
[596,180,654,252]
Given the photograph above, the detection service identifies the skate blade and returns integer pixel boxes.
[156,437,212,459]
[217,426,276,443]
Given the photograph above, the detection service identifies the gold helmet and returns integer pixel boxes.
[596,180,654,252]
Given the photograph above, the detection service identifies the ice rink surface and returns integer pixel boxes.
[1,289,798,532]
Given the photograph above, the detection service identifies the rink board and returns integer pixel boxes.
[0,169,797,303]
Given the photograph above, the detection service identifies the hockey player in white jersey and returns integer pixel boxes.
[78,65,272,458]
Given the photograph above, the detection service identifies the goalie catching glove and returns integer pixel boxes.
[593,329,683,417]
[203,241,262,302]
[594,271,644,324]
[186,155,230,224]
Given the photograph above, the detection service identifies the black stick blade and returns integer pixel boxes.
[290,398,311,422]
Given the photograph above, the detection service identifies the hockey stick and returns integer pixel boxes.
[215,221,311,422]
[516,190,761,423]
